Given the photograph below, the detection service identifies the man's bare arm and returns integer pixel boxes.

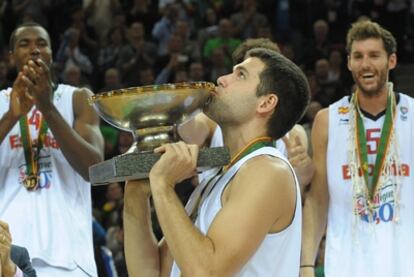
[178,113,217,146]
[150,143,296,276]
[42,88,104,180]
[123,180,174,277]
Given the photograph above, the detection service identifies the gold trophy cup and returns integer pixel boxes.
[88,82,230,185]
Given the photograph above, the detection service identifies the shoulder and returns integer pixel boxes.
[227,155,296,226]
[73,87,94,110]
[231,155,296,200]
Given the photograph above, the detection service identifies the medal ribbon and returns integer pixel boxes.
[223,136,273,171]
[19,112,48,190]
[354,90,395,201]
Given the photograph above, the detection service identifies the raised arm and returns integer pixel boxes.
[300,109,330,277]
[0,73,33,144]
[23,59,104,180]
[178,112,217,147]
[123,180,173,277]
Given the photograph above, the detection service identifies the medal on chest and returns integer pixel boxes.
[19,112,48,191]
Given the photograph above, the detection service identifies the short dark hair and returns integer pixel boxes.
[232,38,280,64]
[9,22,50,52]
[247,48,310,140]
[346,20,397,56]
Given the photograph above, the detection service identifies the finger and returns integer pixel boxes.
[154,144,167,154]
[281,135,291,150]
[34,58,49,76]
[21,75,35,88]
[188,144,199,169]
[23,88,34,101]
[294,135,303,147]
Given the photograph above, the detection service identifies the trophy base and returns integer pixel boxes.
[89,147,230,185]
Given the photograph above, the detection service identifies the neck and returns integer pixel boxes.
[357,85,390,116]
[221,124,269,160]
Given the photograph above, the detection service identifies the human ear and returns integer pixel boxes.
[257,93,278,115]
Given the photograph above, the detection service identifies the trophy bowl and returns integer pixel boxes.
[91,82,215,152]
[88,82,230,185]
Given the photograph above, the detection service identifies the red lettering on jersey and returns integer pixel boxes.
[366,128,381,154]
[9,135,22,149]
[342,165,351,179]
[401,164,410,176]
[342,163,410,179]
[28,109,41,130]
[44,135,60,149]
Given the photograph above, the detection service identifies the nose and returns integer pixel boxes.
[361,55,372,69]
[216,73,231,87]
[30,44,41,56]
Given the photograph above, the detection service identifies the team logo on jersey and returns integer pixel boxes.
[338,106,349,114]
[400,106,408,121]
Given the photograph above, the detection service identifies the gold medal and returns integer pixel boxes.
[23,175,39,191]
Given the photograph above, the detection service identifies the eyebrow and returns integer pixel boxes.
[233,65,249,76]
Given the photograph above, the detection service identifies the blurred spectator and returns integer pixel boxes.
[314,58,331,86]
[189,61,206,81]
[174,19,201,61]
[207,47,231,82]
[197,7,219,49]
[0,59,10,90]
[154,33,189,75]
[138,66,155,86]
[230,0,268,39]
[97,26,126,86]
[106,205,127,277]
[62,64,82,87]
[152,2,180,55]
[83,0,121,44]
[125,0,160,37]
[69,6,99,60]
[100,123,120,159]
[55,27,94,80]
[327,48,353,90]
[155,52,186,84]
[114,131,134,155]
[173,68,189,83]
[301,100,322,156]
[203,18,241,67]
[301,19,332,70]
[12,0,50,27]
[101,67,123,92]
[101,182,124,229]
[117,21,157,86]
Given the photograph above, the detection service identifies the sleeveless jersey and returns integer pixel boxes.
[0,84,97,276]
[325,94,414,277]
[172,146,302,276]
[198,126,288,183]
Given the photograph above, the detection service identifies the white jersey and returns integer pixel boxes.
[198,126,288,183]
[325,94,414,277]
[172,147,302,276]
[0,84,97,276]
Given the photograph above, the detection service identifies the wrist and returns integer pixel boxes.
[37,101,57,117]
[4,110,20,125]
